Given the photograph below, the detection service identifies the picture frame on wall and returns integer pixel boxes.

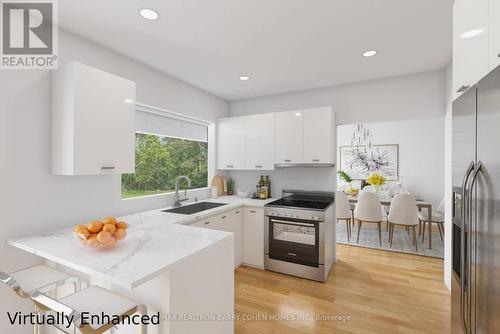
[339,144,399,181]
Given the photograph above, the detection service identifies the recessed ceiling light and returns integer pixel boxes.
[461,29,484,39]
[294,112,302,117]
[139,8,159,21]
[239,76,250,81]
[123,98,134,104]
[362,50,377,57]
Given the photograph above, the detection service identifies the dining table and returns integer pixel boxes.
[347,194,434,250]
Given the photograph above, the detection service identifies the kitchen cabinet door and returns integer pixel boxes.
[489,0,500,70]
[229,209,243,268]
[245,113,275,170]
[303,107,333,164]
[203,209,242,268]
[51,62,136,175]
[453,0,489,100]
[242,207,264,268]
[217,117,246,170]
[274,110,303,164]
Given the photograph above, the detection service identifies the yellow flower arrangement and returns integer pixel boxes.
[367,173,386,187]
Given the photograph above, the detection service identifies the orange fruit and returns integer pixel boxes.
[114,228,127,240]
[102,224,116,234]
[76,227,92,240]
[96,231,112,244]
[116,221,128,230]
[88,221,103,234]
[74,225,86,233]
[101,236,117,249]
[102,217,117,225]
[86,236,100,248]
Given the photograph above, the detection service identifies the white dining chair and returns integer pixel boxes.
[354,192,384,246]
[419,198,445,244]
[387,193,419,251]
[336,191,352,241]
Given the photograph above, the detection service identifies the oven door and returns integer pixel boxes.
[266,217,322,268]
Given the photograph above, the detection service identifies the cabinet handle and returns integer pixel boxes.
[457,85,470,93]
[312,159,320,162]
[235,211,240,214]
[204,221,211,225]
[497,52,500,58]
[226,165,234,168]
[250,210,256,213]
[284,159,292,162]
[101,166,116,170]
[255,165,263,168]
[221,215,227,219]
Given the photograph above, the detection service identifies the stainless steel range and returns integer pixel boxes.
[264,189,336,282]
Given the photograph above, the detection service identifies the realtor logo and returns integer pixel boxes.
[1,0,58,69]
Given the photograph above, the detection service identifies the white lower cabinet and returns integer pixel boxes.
[194,209,242,268]
[242,208,265,268]
[191,206,265,269]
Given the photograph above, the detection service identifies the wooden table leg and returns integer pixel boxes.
[428,205,432,250]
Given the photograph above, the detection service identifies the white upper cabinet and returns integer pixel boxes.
[51,62,136,175]
[274,107,334,165]
[489,0,500,70]
[303,107,334,164]
[217,107,334,169]
[217,117,246,170]
[245,113,275,170]
[453,0,490,100]
[217,114,275,170]
[274,110,303,164]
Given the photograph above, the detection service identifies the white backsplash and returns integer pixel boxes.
[226,168,337,198]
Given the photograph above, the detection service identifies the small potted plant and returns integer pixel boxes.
[338,170,359,196]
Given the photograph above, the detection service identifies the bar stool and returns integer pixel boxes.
[9,264,81,294]
[32,286,148,334]
[1,265,81,333]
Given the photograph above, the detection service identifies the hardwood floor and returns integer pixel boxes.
[235,244,450,334]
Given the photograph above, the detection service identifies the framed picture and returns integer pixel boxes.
[339,144,399,181]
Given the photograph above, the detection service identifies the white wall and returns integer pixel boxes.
[230,70,446,124]
[227,70,446,203]
[444,64,453,291]
[337,120,445,208]
[0,30,228,334]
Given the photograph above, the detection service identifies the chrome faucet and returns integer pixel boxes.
[173,175,192,207]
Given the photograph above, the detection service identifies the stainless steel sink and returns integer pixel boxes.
[162,202,227,215]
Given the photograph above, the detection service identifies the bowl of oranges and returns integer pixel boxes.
[74,217,128,250]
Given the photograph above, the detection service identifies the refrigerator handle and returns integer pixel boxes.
[467,161,483,334]
[461,160,475,334]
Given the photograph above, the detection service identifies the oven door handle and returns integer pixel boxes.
[270,219,316,227]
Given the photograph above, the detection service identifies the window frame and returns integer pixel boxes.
[121,103,214,200]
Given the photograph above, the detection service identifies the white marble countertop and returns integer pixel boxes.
[7,196,274,289]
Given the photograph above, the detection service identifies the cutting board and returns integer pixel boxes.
[211,175,224,196]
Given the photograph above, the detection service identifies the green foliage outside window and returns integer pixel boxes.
[122,133,208,198]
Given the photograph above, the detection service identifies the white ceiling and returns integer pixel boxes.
[59,0,453,101]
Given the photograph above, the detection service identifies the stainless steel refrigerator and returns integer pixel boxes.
[451,65,500,333]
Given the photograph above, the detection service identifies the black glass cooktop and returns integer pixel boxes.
[267,195,333,210]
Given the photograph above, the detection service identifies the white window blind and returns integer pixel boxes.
[135,104,209,142]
